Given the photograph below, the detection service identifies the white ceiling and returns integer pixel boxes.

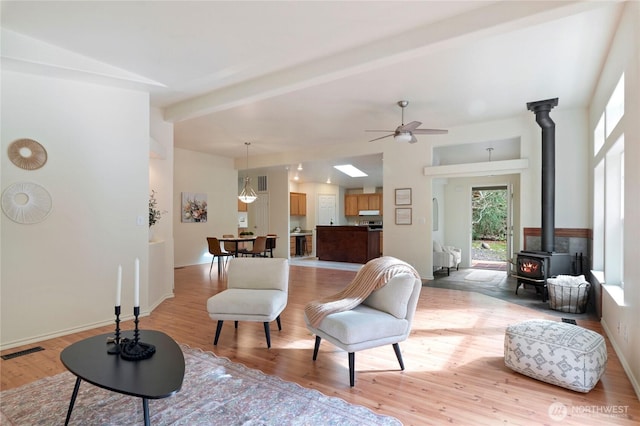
[1,1,624,188]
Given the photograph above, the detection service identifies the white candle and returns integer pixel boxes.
[134,258,140,307]
[116,264,122,306]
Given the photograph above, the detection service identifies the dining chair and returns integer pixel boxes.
[206,237,233,275]
[240,236,268,257]
[266,234,277,257]
[222,234,236,254]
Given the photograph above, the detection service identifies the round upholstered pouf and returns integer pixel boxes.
[504,319,607,392]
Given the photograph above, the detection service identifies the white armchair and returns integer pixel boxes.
[304,257,422,386]
[206,257,289,348]
[433,240,461,276]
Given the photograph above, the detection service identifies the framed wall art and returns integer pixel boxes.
[395,188,411,205]
[395,208,412,225]
[181,192,208,223]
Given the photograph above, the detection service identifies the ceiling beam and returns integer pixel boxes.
[164,0,595,123]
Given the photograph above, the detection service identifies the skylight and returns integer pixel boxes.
[333,164,367,178]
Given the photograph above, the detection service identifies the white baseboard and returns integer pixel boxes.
[0,293,175,352]
[601,318,640,401]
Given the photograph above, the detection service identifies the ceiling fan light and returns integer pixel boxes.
[394,132,412,143]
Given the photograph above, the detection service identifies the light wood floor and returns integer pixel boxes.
[2,263,638,425]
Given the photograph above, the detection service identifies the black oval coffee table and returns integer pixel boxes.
[60,330,185,425]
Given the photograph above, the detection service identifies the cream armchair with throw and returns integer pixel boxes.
[433,240,461,276]
[304,257,422,386]
[206,257,289,348]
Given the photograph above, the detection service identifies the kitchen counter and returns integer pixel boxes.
[316,226,382,264]
[290,232,313,257]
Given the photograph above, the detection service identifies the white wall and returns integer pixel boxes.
[173,148,238,267]
[1,71,150,348]
[382,140,434,277]
[589,1,640,398]
[261,168,289,258]
[149,107,175,308]
[548,108,590,228]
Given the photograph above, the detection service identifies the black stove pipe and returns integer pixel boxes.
[526,98,558,253]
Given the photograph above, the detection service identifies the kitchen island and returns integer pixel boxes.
[316,226,382,264]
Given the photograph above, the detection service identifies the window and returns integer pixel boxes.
[594,113,605,155]
[604,137,624,288]
[593,160,604,271]
[593,73,625,290]
[620,151,624,221]
[605,74,624,137]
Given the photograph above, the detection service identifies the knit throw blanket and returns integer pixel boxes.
[304,256,420,328]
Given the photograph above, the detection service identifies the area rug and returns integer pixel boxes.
[0,345,401,425]
[464,269,506,283]
[471,261,507,271]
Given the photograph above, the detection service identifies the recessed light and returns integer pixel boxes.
[333,164,367,178]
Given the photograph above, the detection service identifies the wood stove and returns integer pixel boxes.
[514,250,572,302]
[514,98,573,301]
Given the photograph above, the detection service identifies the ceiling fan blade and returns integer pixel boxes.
[397,121,422,132]
[412,129,449,135]
[365,129,396,133]
[409,134,418,144]
[368,133,394,142]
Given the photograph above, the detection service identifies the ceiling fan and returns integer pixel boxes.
[366,100,448,143]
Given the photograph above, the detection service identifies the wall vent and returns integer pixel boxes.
[1,346,44,360]
[258,175,267,192]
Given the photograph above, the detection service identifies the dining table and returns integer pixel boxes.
[217,235,278,257]
[218,236,256,257]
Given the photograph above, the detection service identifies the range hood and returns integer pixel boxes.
[359,210,380,216]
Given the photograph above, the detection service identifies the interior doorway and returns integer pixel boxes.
[471,186,509,271]
[317,194,336,225]
[253,193,269,235]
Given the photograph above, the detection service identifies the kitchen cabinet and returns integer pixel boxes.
[238,199,247,212]
[345,194,359,216]
[290,233,312,256]
[290,192,307,216]
[306,235,313,255]
[366,193,382,212]
[345,193,382,216]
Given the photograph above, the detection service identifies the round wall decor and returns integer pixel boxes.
[1,182,52,224]
[8,138,48,170]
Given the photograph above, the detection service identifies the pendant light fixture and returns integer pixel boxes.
[238,142,257,204]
